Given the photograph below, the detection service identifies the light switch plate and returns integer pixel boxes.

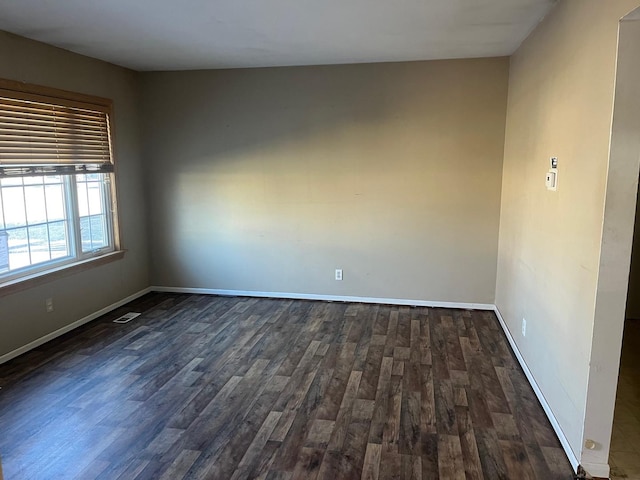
[545,170,557,191]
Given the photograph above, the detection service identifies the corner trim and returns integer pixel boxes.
[580,462,610,479]
[0,286,152,365]
[492,305,580,473]
[149,286,496,311]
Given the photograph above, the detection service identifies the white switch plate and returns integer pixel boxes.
[45,298,54,313]
[545,170,557,191]
[522,318,527,337]
[335,269,343,281]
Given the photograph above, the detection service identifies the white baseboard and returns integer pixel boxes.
[150,286,495,311]
[493,306,580,474]
[0,287,152,365]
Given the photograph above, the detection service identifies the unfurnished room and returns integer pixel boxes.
[1,1,640,479]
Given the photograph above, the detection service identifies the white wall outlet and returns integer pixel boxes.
[335,269,343,281]
[45,298,54,313]
[522,318,527,337]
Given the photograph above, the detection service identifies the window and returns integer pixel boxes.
[0,80,120,287]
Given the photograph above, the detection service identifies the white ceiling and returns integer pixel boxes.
[0,0,556,71]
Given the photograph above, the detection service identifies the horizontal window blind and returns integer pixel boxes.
[0,87,113,177]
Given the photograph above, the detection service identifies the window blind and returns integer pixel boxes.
[0,87,113,177]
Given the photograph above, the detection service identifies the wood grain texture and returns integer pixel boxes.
[0,294,573,479]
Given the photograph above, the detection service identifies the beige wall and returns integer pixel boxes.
[495,0,640,474]
[0,31,149,359]
[141,59,509,304]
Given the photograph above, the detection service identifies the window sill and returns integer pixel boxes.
[0,250,126,298]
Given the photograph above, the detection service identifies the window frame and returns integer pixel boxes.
[0,79,123,296]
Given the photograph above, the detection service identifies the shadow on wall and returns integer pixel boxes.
[139,59,508,300]
[142,61,495,169]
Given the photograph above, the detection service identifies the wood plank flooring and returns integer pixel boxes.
[0,293,574,479]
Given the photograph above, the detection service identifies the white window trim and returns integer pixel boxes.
[0,79,123,294]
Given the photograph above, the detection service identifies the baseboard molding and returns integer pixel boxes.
[150,286,495,311]
[492,306,580,473]
[0,287,152,365]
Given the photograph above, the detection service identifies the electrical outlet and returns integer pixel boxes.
[335,269,343,281]
[522,318,527,337]
[45,298,54,313]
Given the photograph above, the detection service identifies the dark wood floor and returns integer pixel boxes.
[0,293,573,479]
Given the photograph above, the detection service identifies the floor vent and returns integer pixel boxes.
[113,312,141,324]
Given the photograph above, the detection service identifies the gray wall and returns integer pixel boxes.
[0,31,149,359]
[141,59,509,303]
